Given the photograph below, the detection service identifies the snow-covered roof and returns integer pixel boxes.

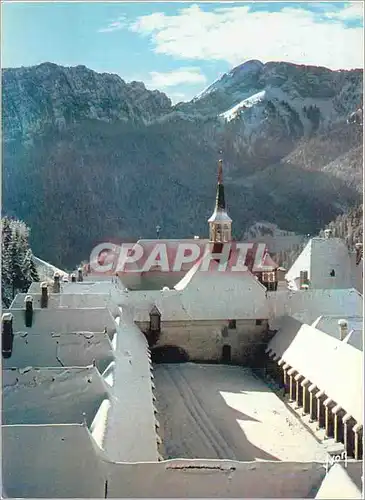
[268,320,363,423]
[6,307,116,336]
[2,330,114,373]
[268,288,363,324]
[101,309,158,462]
[311,315,363,346]
[207,209,232,223]
[2,423,107,498]
[315,463,362,499]
[3,421,331,499]
[285,237,352,290]
[10,292,119,316]
[343,329,363,351]
[32,255,68,280]
[3,366,110,426]
[131,263,268,322]
[115,239,277,276]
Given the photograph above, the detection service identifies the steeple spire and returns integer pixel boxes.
[215,159,226,210]
[208,156,232,243]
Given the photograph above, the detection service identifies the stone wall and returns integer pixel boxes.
[137,319,269,364]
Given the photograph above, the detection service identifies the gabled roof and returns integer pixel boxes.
[268,319,363,424]
[315,463,362,499]
[32,256,68,280]
[343,329,363,351]
[3,366,109,426]
[285,237,352,289]
[116,240,277,277]
[311,315,363,346]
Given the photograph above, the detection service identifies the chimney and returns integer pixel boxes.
[338,319,348,341]
[40,282,48,308]
[355,242,363,266]
[299,270,309,289]
[324,229,332,239]
[2,313,14,359]
[24,295,34,327]
[71,273,77,283]
[53,273,61,293]
[77,268,83,282]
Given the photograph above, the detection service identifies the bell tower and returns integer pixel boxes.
[208,159,232,244]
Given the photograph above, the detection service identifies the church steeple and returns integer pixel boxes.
[216,160,226,210]
[208,158,232,243]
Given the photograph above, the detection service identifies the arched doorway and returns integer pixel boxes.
[222,345,231,364]
[151,345,189,364]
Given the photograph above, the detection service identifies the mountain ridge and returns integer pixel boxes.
[2,60,363,267]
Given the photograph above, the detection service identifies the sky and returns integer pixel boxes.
[2,1,364,102]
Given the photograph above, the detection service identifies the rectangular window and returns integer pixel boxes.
[228,320,236,329]
[256,319,263,326]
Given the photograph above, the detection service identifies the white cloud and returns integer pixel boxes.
[98,16,127,33]
[146,67,207,88]
[328,2,364,21]
[129,3,364,69]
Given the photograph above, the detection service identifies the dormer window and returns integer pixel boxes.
[149,306,161,332]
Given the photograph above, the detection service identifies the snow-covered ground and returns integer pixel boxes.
[154,363,327,462]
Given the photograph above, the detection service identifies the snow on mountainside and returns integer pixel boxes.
[182,60,362,135]
[220,91,267,122]
[193,60,265,102]
[2,59,363,267]
[188,60,362,119]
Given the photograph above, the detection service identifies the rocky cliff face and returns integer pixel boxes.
[2,61,363,267]
[3,62,172,142]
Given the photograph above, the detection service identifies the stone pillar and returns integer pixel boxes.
[282,363,290,395]
[53,273,61,293]
[277,358,286,389]
[332,405,346,443]
[301,378,311,415]
[272,354,282,384]
[343,414,356,458]
[316,390,326,429]
[40,282,48,308]
[264,350,272,378]
[294,373,304,409]
[288,368,297,402]
[308,384,318,422]
[353,423,363,460]
[324,398,336,439]
[267,353,281,385]
[24,295,33,328]
[2,313,14,359]
[267,353,276,380]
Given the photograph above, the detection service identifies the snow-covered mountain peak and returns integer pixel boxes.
[192,60,264,102]
[220,90,266,122]
[230,59,264,75]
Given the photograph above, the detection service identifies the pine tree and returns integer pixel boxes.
[1,217,40,306]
